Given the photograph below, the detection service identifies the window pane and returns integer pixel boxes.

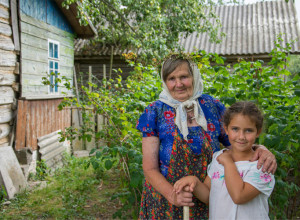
[50,61,53,69]
[54,44,58,58]
[50,75,54,92]
[54,62,58,70]
[49,42,53,58]
[55,73,58,92]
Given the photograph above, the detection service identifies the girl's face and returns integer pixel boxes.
[165,62,194,102]
[225,114,261,153]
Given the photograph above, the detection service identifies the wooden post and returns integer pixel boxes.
[183,206,189,220]
[103,64,106,80]
[10,0,20,51]
[89,66,92,92]
[73,67,82,126]
[109,46,113,79]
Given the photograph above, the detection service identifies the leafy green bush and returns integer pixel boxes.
[57,60,161,218]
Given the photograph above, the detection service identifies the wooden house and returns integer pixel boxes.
[0,0,96,164]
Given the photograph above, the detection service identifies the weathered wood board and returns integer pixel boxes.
[0,22,12,36]
[0,86,14,105]
[0,104,13,123]
[0,73,16,85]
[15,99,71,150]
[0,146,27,199]
[0,5,9,21]
[0,36,14,51]
[0,123,10,139]
[0,49,16,66]
[0,136,9,147]
[38,130,70,170]
[0,0,9,8]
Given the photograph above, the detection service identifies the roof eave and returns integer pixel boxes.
[53,0,97,39]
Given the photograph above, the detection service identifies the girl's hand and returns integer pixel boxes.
[217,150,234,165]
[250,145,277,174]
[174,176,198,194]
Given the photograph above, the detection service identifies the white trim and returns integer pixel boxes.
[22,94,75,100]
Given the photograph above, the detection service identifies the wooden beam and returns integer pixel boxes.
[10,0,20,51]
[15,100,27,150]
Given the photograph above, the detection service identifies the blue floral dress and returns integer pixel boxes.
[137,94,230,219]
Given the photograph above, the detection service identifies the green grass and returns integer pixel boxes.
[0,155,122,219]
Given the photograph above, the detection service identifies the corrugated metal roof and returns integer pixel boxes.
[179,0,300,55]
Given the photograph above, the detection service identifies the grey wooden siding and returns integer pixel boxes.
[20,13,74,98]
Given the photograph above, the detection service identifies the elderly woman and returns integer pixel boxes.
[136,56,276,219]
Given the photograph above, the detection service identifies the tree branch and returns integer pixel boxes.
[100,0,136,32]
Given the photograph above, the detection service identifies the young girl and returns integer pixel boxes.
[174,101,275,220]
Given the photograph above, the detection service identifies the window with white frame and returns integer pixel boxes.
[48,39,59,93]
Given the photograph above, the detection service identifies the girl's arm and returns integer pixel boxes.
[217,152,261,204]
[192,176,210,204]
[143,137,193,207]
[174,176,211,205]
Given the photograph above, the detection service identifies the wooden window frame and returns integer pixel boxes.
[48,39,60,94]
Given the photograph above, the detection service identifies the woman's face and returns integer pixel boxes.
[165,62,193,102]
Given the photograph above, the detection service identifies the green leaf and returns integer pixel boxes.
[104,160,113,170]
[294,89,300,97]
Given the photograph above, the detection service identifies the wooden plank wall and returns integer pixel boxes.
[20,13,74,98]
[75,55,134,88]
[15,99,71,151]
[19,0,73,33]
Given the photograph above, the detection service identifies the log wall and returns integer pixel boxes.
[0,0,18,147]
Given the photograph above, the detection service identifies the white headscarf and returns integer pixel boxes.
[159,60,207,140]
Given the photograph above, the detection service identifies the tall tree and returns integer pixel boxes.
[63,0,226,61]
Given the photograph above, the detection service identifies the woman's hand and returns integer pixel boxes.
[217,150,233,165]
[250,145,277,174]
[171,186,194,207]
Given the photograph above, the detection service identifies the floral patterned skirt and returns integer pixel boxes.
[139,128,213,220]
